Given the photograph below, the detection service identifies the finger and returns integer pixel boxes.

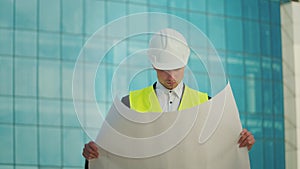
[84,143,99,157]
[82,151,98,159]
[238,131,251,144]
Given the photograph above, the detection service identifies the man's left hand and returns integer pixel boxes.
[238,128,255,151]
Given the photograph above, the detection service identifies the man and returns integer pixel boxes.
[82,28,255,166]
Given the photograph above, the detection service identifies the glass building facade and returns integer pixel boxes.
[0,0,285,169]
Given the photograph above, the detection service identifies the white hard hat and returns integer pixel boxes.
[147,28,190,70]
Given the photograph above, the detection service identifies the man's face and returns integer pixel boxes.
[155,67,185,90]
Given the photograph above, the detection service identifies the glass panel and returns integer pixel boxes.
[273,82,283,115]
[15,30,37,57]
[39,127,61,166]
[0,96,13,123]
[0,29,13,55]
[38,32,60,59]
[148,0,167,6]
[229,77,245,112]
[169,0,187,9]
[226,53,244,76]
[263,115,274,138]
[62,34,83,61]
[39,0,60,31]
[189,12,206,34]
[243,21,260,54]
[271,26,281,59]
[62,61,75,99]
[245,56,261,79]
[274,117,284,139]
[245,78,262,113]
[188,0,205,12]
[249,139,263,169]
[39,99,60,126]
[225,0,241,17]
[207,15,225,50]
[62,0,83,34]
[0,125,13,163]
[242,0,258,20]
[264,141,274,168]
[62,129,84,166]
[226,18,243,52]
[262,57,272,80]
[84,0,105,34]
[15,58,37,96]
[270,1,280,25]
[128,3,148,14]
[62,101,80,127]
[15,0,37,29]
[247,115,263,138]
[15,125,38,164]
[260,23,271,56]
[0,56,13,95]
[106,1,126,22]
[262,81,273,115]
[272,59,282,81]
[15,98,37,125]
[274,140,285,169]
[259,0,270,22]
[38,60,60,98]
[207,0,224,14]
[0,0,13,27]
[0,165,13,169]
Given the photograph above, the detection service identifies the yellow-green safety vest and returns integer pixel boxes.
[129,85,208,113]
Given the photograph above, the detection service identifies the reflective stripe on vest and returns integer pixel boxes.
[129,85,208,113]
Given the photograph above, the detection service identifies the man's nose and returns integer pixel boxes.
[166,70,176,79]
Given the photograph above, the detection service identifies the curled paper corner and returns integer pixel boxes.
[198,82,237,144]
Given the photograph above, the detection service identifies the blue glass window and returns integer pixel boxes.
[247,114,263,138]
[0,56,13,95]
[272,59,282,81]
[226,18,243,52]
[225,0,241,17]
[0,0,13,28]
[207,0,224,15]
[15,98,37,125]
[39,127,61,166]
[243,21,260,54]
[15,125,38,164]
[249,139,263,169]
[39,0,60,32]
[270,2,281,25]
[15,58,37,96]
[38,32,60,59]
[0,96,13,123]
[0,125,13,163]
[274,140,285,169]
[264,141,274,168]
[15,0,37,30]
[259,0,270,22]
[63,101,80,127]
[38,60,60,98]
[271,26,282,59]
[262,57,272,80]
[63,129,84,166]
[245,56,262,79]
[169,0,187,9]
[273,82,283,115]
[188,0,205,12]
[15,30,37,57]
[207,15,225,50]
[262,81,273,114]
[263,115,274,138]
[62,61,75,99]
[106,1,126,23]
[0,29,13,55]
[62,34,83,61]
[242,0,259,20]
[39,99,60,126]
[245,78,262,113]
[226,53,244,76]
[189,12,206,34]
[85,0,105,35]
[62,0,83,34]
[260,23,271,56]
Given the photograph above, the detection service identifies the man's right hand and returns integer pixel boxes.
[82,141,99,160]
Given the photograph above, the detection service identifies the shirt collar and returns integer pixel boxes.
[156,81,184,98]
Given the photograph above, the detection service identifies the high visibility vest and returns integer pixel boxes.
[129,85,208,113]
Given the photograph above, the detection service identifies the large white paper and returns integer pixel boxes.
[89,83,250,169]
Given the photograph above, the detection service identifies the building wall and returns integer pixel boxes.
[281,1,300,169]
[0,0,285,169]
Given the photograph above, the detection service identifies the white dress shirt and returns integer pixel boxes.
[155,81,184,112]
